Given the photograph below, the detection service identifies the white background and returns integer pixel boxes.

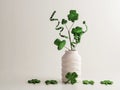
[0,0,120,90]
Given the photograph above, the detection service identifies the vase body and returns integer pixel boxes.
[62,50,81,82]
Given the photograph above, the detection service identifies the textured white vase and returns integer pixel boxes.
[62,50,81,82]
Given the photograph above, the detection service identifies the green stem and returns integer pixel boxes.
[69,22,74,31]
[64,80,70,84]
[68,30,72,50]
[65,23,74,50]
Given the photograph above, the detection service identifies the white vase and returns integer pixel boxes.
[62,50,81,82]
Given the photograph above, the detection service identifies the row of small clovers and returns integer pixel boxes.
[82,80,113,85]
[28,79,58,85]
[27,79,113,85]
[28,72,113,85]
[64,72,113,85]
[27,72,78,85]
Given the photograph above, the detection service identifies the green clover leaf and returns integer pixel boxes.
[61,19,67,24]
[71,26,83,36]
[54,39,66,50]
[67,10,79,22]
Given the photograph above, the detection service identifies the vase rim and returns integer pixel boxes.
[66,50,78,51]
[65,50,78,53]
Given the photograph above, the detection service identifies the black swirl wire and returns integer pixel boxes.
[50,11,68,39]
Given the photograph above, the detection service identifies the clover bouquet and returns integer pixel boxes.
[50,10,88,51]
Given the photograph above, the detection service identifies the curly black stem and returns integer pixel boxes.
[84,23,88,33]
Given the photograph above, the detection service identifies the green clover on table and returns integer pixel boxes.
[100,80,113,85]
[67,10,79,22]
[65,72,78,84]
[89,80,95,85]
[28,79,40,84]
[45,80,58,85]
[82,80,89,85]
[82,80,95,85]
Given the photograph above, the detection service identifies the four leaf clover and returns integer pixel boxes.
[65,72,78,84]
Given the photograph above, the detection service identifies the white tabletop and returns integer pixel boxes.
[0,76,119,90]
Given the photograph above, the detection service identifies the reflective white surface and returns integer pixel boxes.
[0,75,120,90]
[0,80,120,90]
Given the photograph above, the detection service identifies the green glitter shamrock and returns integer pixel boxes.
[67,10,78,22]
